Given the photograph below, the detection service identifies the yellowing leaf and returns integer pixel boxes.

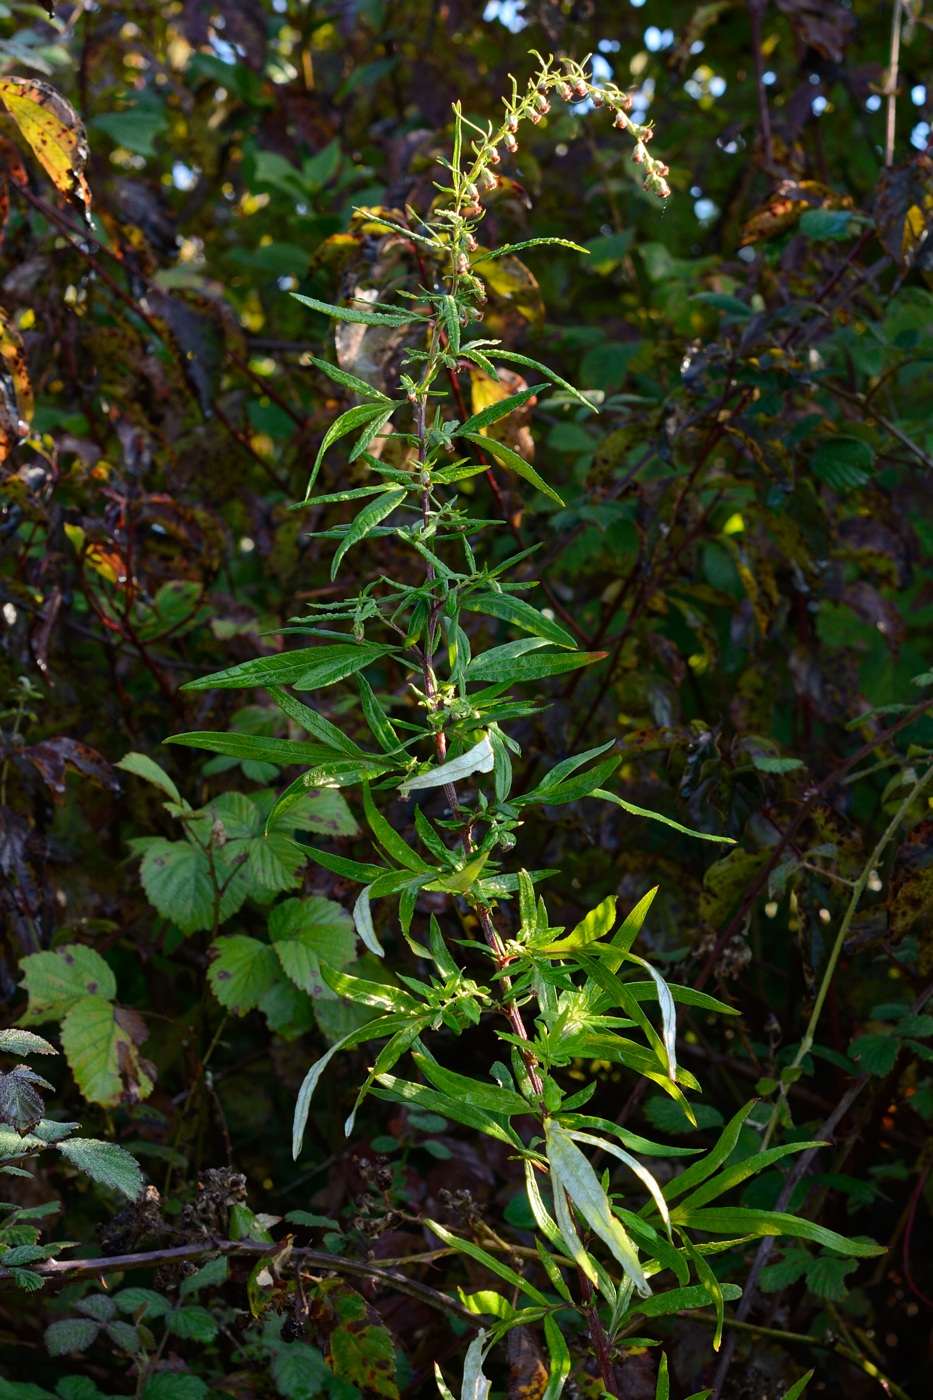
[0,77,91,218]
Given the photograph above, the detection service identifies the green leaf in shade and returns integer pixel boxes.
[620,1282,743,1321]
[270,897,356,997]
[425,1218,548,1304]
[44,1318,100,1357]
[371,1073,520,1144]
[116,752,181,804]
[166,732,340,766]
[267,685,365,758]
[459,431,564,505]
[489,349,595,410]
[56,1138,143,1199]
[410,1052,530,1116]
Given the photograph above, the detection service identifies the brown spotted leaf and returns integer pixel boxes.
[60,994,156,1107]
[0,77,91,219]
[310,1279,399,1400]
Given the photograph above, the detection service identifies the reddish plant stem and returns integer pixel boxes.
[579,1265,621,1398]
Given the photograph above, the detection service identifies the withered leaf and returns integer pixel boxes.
[0,304,32,463]
[0,77,91,220]
[775,0,856,65]
[875,154,933,274]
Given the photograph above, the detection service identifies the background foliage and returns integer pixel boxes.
[2,0,933,1396]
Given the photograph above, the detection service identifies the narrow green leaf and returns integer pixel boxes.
[292,1019,406,1158]
[780,1371,814,1400]
[371,1073,520,1144]
[489,349,594,411]
[362,780,428,871]
[663,1103,758,1203]
[457,385,542,435]
[545,1119,650,1295]
[267,685,364,757]
[593,790,736,844]
[620,1282,743,1321]
[425,1218,549,1305]
[411,1052,531,1116]
[472,237,587,263]
[674,1208,884,1256]
[357,673,403,754]
[303,353,391,401]
[460,432,564,506]
[462,591,576,648]
[305,401,395,496]
[116,752,181,804]
[542,1314,571,1400]
[180,642,394,692]
[165,732,338,765]
[677,1141,827,1212]
[466,649,606,684]
[298,843,387,882]
[320,964,419,1011]
[292,291,416,326]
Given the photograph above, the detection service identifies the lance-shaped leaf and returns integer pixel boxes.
[353,885,385,957]
[0,78,91,218]
[301,397,395,495]
[398,734,494,797]
[459,431,564,505]
[542,1314,571,1400]
[672,1207,884,1255]
[411,1052,530,1117]
[594,789,735,844]
[550,1166,598,1287]
[466,649,606,684]
[116,752,182,805]
[461,1330,491,1400]
[457,384,543,435]
[425,1220,548,1305]
[180,641,394,692]
[566,1129,671,1235]
[292,1014,414,1158]
[462,592,576,648]
[293,291,418,327]
[303,353,392,402]
[545,1119,650,1296]
[362,780,427,871]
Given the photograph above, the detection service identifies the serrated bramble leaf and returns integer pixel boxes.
[0,1029,56,1058]
[270,897,356,997]
[56,1138,143,1199]
[44,1318,100,1357]
[0,1067,49,1134]
[19,946,117,1024]
[208,937,280,1015]
[168,1305,218,1343]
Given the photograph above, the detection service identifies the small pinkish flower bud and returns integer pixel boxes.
[535,93,550,113]
[613,110,628,129]
[573,79,588,98]
[465,232,478,252]
[456,252,470,274]
[528,109,541,124]
[558,82,573,101]
[507,112,519,133]
[482,168,498,190]
[632,142,647,164]
[488,145,501,164]
[504,133,518,153]
[591,92,604,108]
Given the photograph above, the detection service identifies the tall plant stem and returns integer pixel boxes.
[413,393,543,1100]
[579,1266,621,1399]
[761,760,933,1150]
[749,0,773,170]
[885,0,904,166]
